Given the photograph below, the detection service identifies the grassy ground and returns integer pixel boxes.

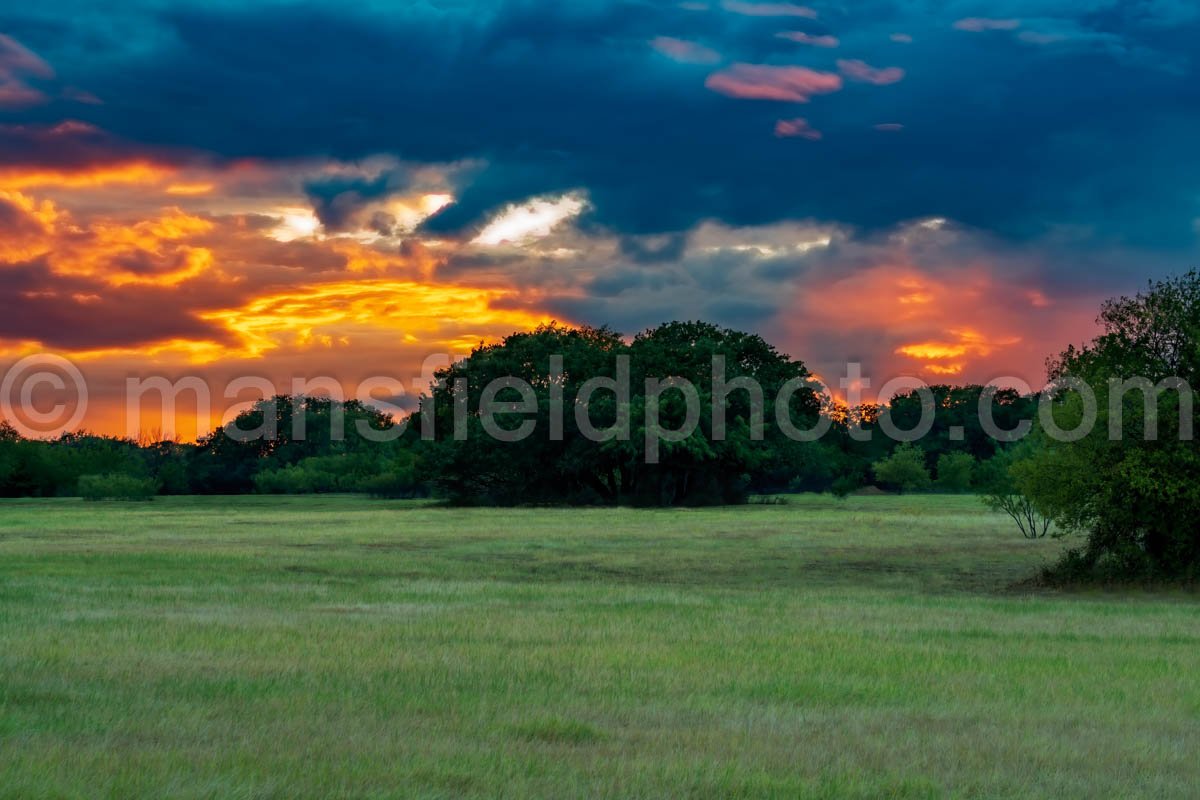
[1,495,1197,799]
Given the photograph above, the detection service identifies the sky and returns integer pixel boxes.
[2,0,1199,438]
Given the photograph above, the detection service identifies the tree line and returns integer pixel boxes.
[2,272,1197,580]
[0,325,1036,505]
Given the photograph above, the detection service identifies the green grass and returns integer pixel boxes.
[1,495,1197,799]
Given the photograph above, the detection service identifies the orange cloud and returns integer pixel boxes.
[1,196,217,287]
[165,182,216,196]
[0,161,176,190]
[896,328,1021,370]
[0,168,568,437]
[782,261,1098,395]
[202,281,552,360]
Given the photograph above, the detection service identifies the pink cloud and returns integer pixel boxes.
[0,34,54,109]
[776,31,839,48]
[890,33,913,43]
[874,123,904,131]
[705,63,842,102]
[837,59,905,85]
[774,117,822,140]
[0,82,45,109]
[62,87,103,105]
[721,1,817,18]
[0,34,54,79]
[953,18,1021,32]
[1018,31,1067,45]
[650,36,721,64]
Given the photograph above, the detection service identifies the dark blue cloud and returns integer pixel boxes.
[4,0,1200,256]
[304,168,410,230]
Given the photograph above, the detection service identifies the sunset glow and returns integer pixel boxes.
[4,2,1195,437]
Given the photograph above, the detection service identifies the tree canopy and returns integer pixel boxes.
[1015,271,1200,579]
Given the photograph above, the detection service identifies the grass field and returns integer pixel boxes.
[1,495,1197,799]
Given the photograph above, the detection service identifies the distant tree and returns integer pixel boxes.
[191,395,398,493]
[872,443,932,493]
[935,452,975,493]
[888,386,1036,463]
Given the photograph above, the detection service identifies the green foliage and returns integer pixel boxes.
[0,432,151,497]
[0,420,20,442]
[423,321,820,506]
[872,443,932,493]
[1021,271,1200,579]
[978,445,1052,539]
[885,386,1036,463]
[192,395,399,494]
[935,452,975,493]
[252,448,425,497]
[829,475,861,499]
[77,473,159,501]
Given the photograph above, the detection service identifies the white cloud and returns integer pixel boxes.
[472,193,588,247]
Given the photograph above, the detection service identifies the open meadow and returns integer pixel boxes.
[1,495,1197,799]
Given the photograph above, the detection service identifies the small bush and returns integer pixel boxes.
[935,452,975,493]
[830,474,861,499]
[77,473,158,501]
[254,464,322,494]
[872,443,932,493]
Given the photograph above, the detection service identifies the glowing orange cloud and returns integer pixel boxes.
[165,182,216,196]
[783,261,1098,394]
[2,195,217,287]
[202,281,552,360]
[0,161,176,190]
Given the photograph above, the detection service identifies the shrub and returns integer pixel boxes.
[254,464,317,494]
[872,443,932,493]
[935,452,975,493]
[77,473,159,501]
[830,474,861,499]
[977,445,1051,539]
[358,471,423,499]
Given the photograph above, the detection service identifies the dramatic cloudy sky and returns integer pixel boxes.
[2,0,1198,436]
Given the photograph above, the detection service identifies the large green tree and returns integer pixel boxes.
[421,321,820,506]
[1016,271,1200,579]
